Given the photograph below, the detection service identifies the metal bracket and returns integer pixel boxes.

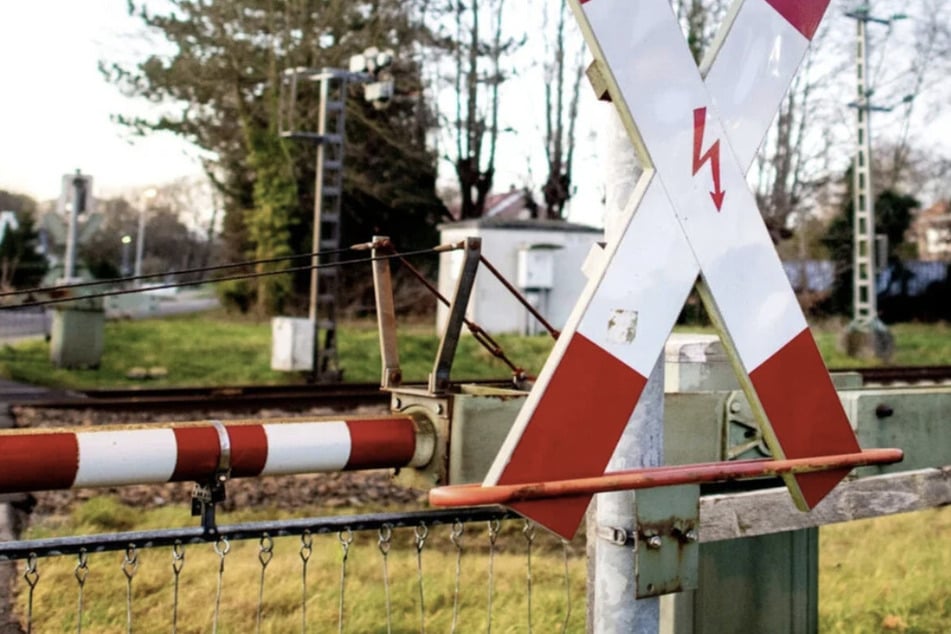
[725,391,772,461]
[371,236,402,389]
[429,237,481,394]
[633,484,700,598]
[597,525,636,547]
[191,421,232,534]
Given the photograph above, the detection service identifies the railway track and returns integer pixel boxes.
[4,367,948,413]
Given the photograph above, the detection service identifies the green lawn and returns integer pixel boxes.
[0,313,948,390]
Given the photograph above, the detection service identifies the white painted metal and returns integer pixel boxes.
[260,421,351,475]
[578,0,808,371]
[486,0,823,506]
[75,429,177,487]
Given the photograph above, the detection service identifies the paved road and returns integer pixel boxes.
[0,291,220,342]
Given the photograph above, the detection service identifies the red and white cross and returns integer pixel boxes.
[483,0,859,538]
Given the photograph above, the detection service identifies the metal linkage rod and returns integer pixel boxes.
[478,255,561,340]
[395,252,526,379]
[429,449,903,507]
[0,415,433,494]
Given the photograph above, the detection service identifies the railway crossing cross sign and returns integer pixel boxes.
[481,0,862,538]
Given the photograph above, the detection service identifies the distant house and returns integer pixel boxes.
[446,187,540,221]
[437,217,602,335]
[911,200,951,262]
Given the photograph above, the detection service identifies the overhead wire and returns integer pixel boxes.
[0,244,360,300]
[0,244,449,311]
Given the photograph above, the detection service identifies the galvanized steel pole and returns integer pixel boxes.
[587,106,663,634]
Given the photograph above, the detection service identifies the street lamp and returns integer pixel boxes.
[135,188,157,284]
[121,234,133,277]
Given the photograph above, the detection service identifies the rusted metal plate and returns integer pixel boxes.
[634,484,700,598]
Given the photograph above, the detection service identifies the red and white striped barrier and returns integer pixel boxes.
[0,415,430,494]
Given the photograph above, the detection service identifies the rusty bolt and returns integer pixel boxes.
[684,529,699,543]
[646,535,663,550]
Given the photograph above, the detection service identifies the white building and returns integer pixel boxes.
[437,218,603,334]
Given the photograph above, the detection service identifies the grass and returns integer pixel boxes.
[18,499,586,633]
[14,499,951,632]
[0,312,948,390]
[820,508,951,633]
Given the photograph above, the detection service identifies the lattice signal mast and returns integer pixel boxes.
[279,49,395,382]
[845,4,907,356]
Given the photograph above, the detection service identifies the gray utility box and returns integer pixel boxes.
[50,299,105,369]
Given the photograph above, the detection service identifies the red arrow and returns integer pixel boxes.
[692,107,726,211]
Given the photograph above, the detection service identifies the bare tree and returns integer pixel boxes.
[540,0,585,220]
[438,0,522,219]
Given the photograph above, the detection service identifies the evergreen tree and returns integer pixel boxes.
[104,1,446,314]
[821,169,918,318]
[0,190,48,289]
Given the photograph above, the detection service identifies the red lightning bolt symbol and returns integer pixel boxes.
[692,107,726,211]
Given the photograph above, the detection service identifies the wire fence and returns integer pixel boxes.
[2,507,582,633]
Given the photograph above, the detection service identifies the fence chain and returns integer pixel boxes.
[523,520,537,633]
[486,519,501,634]
[299,531,313,634]
[212,537,230,634]
[74,549,88,634]
[450,520,464,634]
[121,545,138,634]
[337,528,353,634]
[561,539,572,634]
[378,524,393,634]
[171,542,185,634]
[256,533,274,633]
[415,523,429,634]
[23,552,38,634]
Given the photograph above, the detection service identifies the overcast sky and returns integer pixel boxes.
[0,1,208,203]
[0,1,946,226]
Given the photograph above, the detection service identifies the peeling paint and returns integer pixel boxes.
[607,309,638,344]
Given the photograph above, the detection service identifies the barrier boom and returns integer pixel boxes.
[0,415,431,493]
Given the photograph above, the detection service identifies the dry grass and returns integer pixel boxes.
[12,500,951,632]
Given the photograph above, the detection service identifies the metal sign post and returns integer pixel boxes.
[58,170,92,281]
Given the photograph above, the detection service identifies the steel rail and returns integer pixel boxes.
[5,367,949,414]
[10,380,515,412]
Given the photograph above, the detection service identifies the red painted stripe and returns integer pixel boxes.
[227,425,269,477]
[345,417,417,470]
[498,332,648,538]
[0,432,78,493]
[763,0,829,40]
[172,427,221,481]
[749,328,860,507]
